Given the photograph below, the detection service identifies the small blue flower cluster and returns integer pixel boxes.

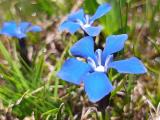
[59,3,111,36]
[57,3,147,102]
[0,21,41,39]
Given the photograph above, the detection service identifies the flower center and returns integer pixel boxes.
[87,49,113,73]
[83,23,90,28]
[17,27,22,34]
[77,14,91,29]
[95,65,105,72]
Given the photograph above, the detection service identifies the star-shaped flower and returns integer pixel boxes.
[0,21,42,39]
[57,35,147,102]
[59,3,111,36]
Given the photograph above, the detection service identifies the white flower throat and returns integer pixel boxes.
[77,15,92,29]
[87,49,113,72]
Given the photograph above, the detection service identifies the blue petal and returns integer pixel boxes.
[59,21,80,34]
[83,72,113,102]
[57,58,91,85]
[19,22,31,33]
[108,57,147,74]
[68,9,85,23]
[83,26,102,36]
[28,25,42,32]
[90,3,112,22]
[102,34,128,62]
[0,21,17,37]
[70,36,95,60]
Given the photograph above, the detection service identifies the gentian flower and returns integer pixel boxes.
[59,3,111,36]
[0,21,42,39]
[57,35,147,102]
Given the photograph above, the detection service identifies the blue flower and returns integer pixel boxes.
[0,21,42,39]
[59,3,111,36]
[57,34,147,102]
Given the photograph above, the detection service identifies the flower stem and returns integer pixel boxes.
[18,38,31,66]
[97,94,111,119]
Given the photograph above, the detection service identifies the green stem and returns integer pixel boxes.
[119,0,123,33]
